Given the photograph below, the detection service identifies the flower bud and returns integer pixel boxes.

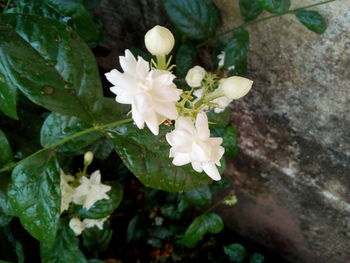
[220,76,253,99]
[84,151,94,166]
[185,66,206,88]
[69,218,85,236]
[144,25,175,56]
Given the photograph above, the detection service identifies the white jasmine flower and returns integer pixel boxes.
[72,170,111,209]
[144,25,175,56]
[69,217,85,236]
[105,49,182,135]
[60,170,75,213]
[217,51,225,68]
[219,76,253,99]
[83,217,108,230]
[185,66,206,88]
[166,112,224,181]
[193,88,232,113]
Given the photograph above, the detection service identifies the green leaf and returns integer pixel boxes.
[222,28,249,76]
[10,0,101,46]
[257,0,290,14]
[40,223,87,263]
[84,136,115,160]
[0,14,104,122]
[250,253,265,263]
[127,214,147,242]
[223,125,239,158]
[183,186,212,207]
[181,212,224,248]
[0,130,13,166]
[109,124,210,192]
[0,71,17,119]
[207,107,231,127]
[0,189,12,227]
[73,181,123,219]
[224,243,247,263]
[239,0,263,21]
[40,112,103,153]
[8,150,60,244]
[176,44,197,78]
[295,10,327,34]
[164,0,220,40]
[82,221,113,252]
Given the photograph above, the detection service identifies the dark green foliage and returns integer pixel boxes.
[176,43,197,78]
[82,221,113,252]
[295,10,327,34]
[257,0,291,14]
[0,130,12,165]
[239,0,263,21]
[164,0,220,40]
[8,150,60,244]
[40,223,87,263]
[181,212,224,248]
[224,243,247,262]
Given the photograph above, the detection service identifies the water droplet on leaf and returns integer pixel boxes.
[41,86,54,95]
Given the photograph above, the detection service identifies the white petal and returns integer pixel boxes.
[119,49,137,74]
[136,56,150,79]
[192,142,211,162]
[133,92,153,114]
[191,161,203,173]
[202,163,221,181]
[195,112,210,140]
[172,153,191,166]
[154,102,178,120]
[175,117,195,134]
[152,86,182,102]
[144,110,160,135]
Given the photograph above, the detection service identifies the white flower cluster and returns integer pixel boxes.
[105,25,253,181]
[60,152,111,235]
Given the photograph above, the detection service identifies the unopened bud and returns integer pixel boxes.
[185,66,206,88]
[84,151,94,166]
[144,25,175,56]
[220,76,253,99]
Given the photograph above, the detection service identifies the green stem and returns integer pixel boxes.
[202,196,227,215]
[156,55,167,70]
[0,118,133,174]
[3,0,12,12]
[197,0,337,48]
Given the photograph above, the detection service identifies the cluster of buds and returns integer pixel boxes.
[105,26,253,181]
[60,152,111,235]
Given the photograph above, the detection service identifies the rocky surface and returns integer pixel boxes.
[96,0,350,262]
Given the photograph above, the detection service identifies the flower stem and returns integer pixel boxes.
[156,55,167,70]
[0,118,133,174]
[3,0,12,12]
[197,0,337,48]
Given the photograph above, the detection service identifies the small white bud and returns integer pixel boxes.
[220,76,253,99]
[84,151,94,166]
[144,25,175,56]
[185,66,206,88]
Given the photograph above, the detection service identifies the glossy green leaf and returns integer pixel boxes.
[84,136,115,160]
[183,186,212,207]
[0,71,17,119]
[257,0,290,14]
[0,14,103,122]
[222,28,249,76]
[207,108,231,127]
[181,212,224,248]
[224,243,246,263]
[127,214,147,242]
[164,0,220,40]
[9,0,101,46]
[73,181,123,219]
[109,124,210,192]
[250,253,265,263]
[223,125,239,158]
[239,0,263,21]
[295,10,327,34]
[0,190,12,227]
[40,223,87,263]
[82,221,113,252]
[0,130,13,166]
[8,150,60,244]
[40,112,103,153]
[176,43,197,78]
